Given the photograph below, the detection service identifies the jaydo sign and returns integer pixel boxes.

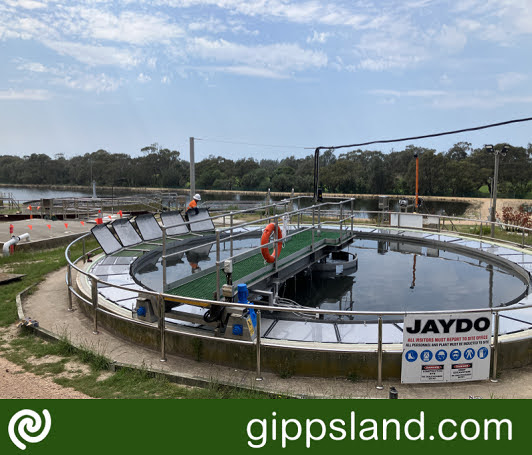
[401,312,491,383]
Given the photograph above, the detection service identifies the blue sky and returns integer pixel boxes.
[1,0,531,162]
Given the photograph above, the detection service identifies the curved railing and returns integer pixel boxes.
[65,198,532,386]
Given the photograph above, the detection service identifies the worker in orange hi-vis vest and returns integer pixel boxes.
[186,193,201,216]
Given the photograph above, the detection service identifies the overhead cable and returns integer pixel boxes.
[316,116,532,151]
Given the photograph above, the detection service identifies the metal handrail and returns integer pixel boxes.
[65,199,532,384]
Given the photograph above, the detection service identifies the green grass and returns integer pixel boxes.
[0,238,99,327]
[3,330,283,399]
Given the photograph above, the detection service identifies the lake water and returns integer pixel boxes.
[0,185,470,216]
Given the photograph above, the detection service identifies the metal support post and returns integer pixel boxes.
[91,275,99,334]
[159,294,167,362]
[230,212,234,257]
[522,228,525,247]
[480,222,483,240]
[67,265,73,311]
[82,237,86,264]
[215,230,221,300]
[491,153,499,238]
[490,312,500,382]
[162,226,167,292]
[274,216,279,272]
[350,199,354,233]
[376,316,384,389]
[189,137,196,201]
[256,309,263,381]
[318,205,321,236]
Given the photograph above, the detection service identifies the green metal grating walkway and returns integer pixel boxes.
[167,229,344,300]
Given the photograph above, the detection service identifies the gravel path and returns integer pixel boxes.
[0,356,90,399]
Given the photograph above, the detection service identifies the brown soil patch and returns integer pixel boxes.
[0,356,90,399]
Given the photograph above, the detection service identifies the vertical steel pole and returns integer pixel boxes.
[274,216,279,272]
[376,316,383,389]
[491,151,500,238]
[311,206,315,252]
[415,154,419,212]
[230,213,234,257]
[256,309,263,381]
[216,230,221,300]
[91,275,99,334]
[67,265,73,311]
[350,199,354,233]
[490,312,500,382]
[82,237,86,264]
[522,228,525,248]
[162,226,167,292]
[159,294,167,362]
[480,222,483,240]
[189,137,195,201]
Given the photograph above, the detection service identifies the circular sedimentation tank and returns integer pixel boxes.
[72,215,532,379]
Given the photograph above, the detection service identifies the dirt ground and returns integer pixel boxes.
[459,197,530,220]
[0,356,89,399]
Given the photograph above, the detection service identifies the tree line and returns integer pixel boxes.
[0,141,530,198]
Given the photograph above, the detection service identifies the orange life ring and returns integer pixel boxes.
[261,223,283,263]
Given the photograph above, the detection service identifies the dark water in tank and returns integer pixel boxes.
[281,239,525,318]
[135,235,526,315]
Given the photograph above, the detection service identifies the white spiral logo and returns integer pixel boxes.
[8,409,52,451]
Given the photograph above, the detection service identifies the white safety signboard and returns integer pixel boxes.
[401,312,491,383]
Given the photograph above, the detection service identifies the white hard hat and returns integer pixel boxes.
[193,193,201,201]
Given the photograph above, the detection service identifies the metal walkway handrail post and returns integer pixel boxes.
[215,229,221,301]
[350,199,354,233]
[159,294,167,362]
[376,315,383,389]
[67,264,73,311]
[274,216,279,272]
[311,206,315,251]
[162,225,167,292]
[491,311,500,382]
[91,275,99,335]
[230,212,234,257]
[256,309,263,381]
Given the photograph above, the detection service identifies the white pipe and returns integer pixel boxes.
[3,233,30,257]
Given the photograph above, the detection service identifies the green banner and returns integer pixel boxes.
[0,400,525,454]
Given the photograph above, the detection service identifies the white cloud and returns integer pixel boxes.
[52,72,122,93]
[187,38,327,76]
[4,0,48,10]
[158,0,371,28]
[209,65,290,79]
[0,88,51,100]
[137,73,151,83]
[370,89,447,98]
[434,25,467,53]
[65,8,184,45]
[496,72,528,91]
[42,40,141,67]
[306,31,330,44]
[16,61,49,73]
